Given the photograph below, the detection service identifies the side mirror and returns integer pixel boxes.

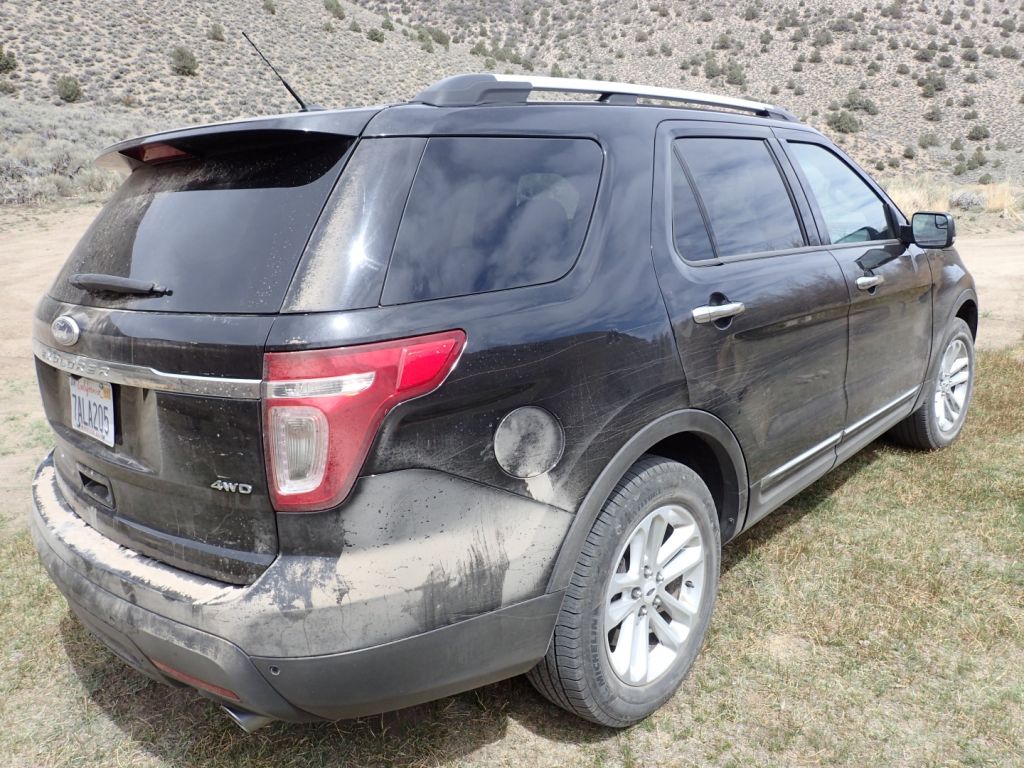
[903,211,956,249]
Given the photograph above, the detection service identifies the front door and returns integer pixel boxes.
[779,135,933,459]
[651,122,851,530]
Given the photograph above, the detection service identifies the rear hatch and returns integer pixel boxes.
[34,120,365,584]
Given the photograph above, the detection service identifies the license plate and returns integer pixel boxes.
[69,376,115,447]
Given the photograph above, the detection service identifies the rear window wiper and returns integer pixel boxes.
[70,273,172,297]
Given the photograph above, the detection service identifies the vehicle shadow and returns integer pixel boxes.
[59,443,889,766]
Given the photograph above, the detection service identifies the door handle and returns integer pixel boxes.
[856,275,884,290]
[692,301,745,324]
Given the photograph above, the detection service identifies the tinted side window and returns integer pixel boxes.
[670,156,716,262]
[675,138,805,257]
[382,137,602,304]
[788,142,894,244]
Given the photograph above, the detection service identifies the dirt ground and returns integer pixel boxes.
[0,204,1021,533]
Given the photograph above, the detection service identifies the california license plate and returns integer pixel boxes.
[69,376,115,447]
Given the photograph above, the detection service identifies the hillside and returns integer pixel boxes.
[2,0,1023,204]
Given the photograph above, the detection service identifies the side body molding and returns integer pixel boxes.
[546,409,748,592]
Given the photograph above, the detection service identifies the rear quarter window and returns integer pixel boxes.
[381,137,603,305]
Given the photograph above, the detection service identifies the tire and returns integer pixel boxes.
[889,317,975,450]
[527,455,720,727]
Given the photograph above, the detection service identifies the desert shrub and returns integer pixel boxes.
[170,46,198,76]
[962,47,979,61]
[0,80,15,95]
[699,10,713,22]
[952,162,967,176]
[367,28,384,43]
[324,0,345,19]
[826,110,861,133]
[0,43,16,74]
[949,189,985,209]
[382,17,394,31]
[56,76,82,102]
[967,124,990,140]
[903,145,916,159]
[349,20,361,32]
[951,137,964,150]
[978,173,993,185]
[844,90,879,114]
[967,147,987,169]
[704,53,722,79]
[725,61,745,85]
[918,133,940,148]
[1001,45,1020,59]
[896,63,910,74]
[422,26,450,49]
[208,23,225,42]
[263,0,276,14]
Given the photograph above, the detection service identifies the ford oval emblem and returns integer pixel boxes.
[51,315,81,347]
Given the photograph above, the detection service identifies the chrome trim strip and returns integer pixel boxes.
[32,340,262,400]
[842,387,919,438]
[761,386,922,488]
[761,432,842,489]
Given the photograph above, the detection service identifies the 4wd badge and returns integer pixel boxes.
[210,480,253,495]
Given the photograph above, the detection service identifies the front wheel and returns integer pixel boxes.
[889,317,975,450]
[527,456,720,727]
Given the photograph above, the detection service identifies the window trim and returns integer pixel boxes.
[780,137,903,248]
[669,134,812,266]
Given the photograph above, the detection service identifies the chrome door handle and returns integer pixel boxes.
[692,301,745,324]
[856,275,884,290]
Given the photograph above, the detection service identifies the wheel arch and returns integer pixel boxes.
[954,294,978,340]
[546,409,748,592]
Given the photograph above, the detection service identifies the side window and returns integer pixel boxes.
[382,137,602,304]
[670,156,716,262]
[788,142,895,244]
[674,137,805,258]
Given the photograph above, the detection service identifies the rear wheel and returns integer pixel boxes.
[889,317,975,450]
[527,456,720,727]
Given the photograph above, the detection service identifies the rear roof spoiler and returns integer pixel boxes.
[95,106,384,172]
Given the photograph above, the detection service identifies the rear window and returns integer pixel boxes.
[381,137,602,305]
[50,132,351,314]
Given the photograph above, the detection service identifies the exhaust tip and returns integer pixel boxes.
[221,705,275,733]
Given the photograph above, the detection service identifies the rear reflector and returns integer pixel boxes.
[263,330,466,512]
[151,659,241,702]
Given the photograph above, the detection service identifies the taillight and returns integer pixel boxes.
[262,330,466,512]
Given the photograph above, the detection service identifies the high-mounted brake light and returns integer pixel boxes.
[263,330,466,513]
[121,142,193,165]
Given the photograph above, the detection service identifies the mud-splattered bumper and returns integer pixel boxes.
[30,454,567,722]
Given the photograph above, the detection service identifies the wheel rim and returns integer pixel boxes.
[934,337,971,433]
[603,504,705,686]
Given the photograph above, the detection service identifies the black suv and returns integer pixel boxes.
[31,74,978,731]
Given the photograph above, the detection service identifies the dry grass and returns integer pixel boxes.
[885,176,1024,222]
[1,347,1021,767]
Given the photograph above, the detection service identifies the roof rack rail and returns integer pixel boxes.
[411,74,797,122]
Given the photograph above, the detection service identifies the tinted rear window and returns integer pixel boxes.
[674,137,805,257]
[50,132,350,314]
[381,137,602,305]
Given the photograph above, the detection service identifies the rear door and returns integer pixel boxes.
[651,121,850,528]
[778,132,933,458]
[34,129,355,584]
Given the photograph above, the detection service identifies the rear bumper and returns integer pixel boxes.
[31,454,564,722]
